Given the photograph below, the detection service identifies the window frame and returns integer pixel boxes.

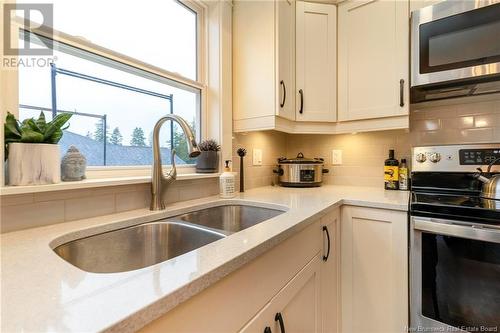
[10,0,208,173]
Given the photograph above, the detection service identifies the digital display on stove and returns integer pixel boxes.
[459,148,500,165]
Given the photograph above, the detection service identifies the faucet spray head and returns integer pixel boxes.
[189,142,201,158]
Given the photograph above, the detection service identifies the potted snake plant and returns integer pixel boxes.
[195,139,221,173]
[4,111,72,185]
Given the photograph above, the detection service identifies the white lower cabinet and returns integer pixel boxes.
[239,255,322,333]
[340,206,408,333]
[139,205,408,333]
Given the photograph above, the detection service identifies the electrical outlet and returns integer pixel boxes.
[332,150,342,165]
[253,149,263,166]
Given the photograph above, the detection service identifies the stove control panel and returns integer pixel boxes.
[412,144,500,172]
[459,149,500,165]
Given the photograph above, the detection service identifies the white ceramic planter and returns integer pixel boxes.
[8,143,61,185]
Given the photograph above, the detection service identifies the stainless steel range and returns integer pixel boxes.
[410,144,500,333]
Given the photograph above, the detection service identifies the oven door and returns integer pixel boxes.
[410,216,500,332]
[411,1,500,87]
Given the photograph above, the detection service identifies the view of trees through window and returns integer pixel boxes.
[17,0,200,166]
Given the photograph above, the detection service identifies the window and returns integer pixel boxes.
[16,0,202,166]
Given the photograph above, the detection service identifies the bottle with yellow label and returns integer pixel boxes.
[384,149,399,190]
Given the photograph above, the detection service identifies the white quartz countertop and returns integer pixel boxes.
[1,185,409,333]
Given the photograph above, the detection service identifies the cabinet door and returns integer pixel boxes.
[341,206,408,333]
[338,0,409,122]
[239,255,322,333]
[277,0,296,121]
[321,209,340,333]
[233,0,276,122]
[296,1,336,122]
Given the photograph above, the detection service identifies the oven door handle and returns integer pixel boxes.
[413,218,500,243]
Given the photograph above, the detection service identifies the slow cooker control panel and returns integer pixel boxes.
[300,169,315,182]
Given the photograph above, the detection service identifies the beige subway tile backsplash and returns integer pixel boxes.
[284,130,409,188]
[33,189,94,202]
[410,98,500,144]
[281,97,500,188]
[1,200,65,233]
[2,97,499,233]
[115,190,150,212]
[65,194,116,221]
[1,178,219,233]
[233,131,287,190]
[460,128,494,143]
[0,193,34,206]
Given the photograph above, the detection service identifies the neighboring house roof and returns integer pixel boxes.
[59,131,185,166]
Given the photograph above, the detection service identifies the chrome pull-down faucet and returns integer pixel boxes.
[150,115,200,210]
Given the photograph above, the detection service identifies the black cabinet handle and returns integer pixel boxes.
[280,80,286,108]
[323,225,331,262]
[264,327,272,333]
[274,312,285,333]
[275,312,286,333]
[298,89,304,114]
[399,79,404,107]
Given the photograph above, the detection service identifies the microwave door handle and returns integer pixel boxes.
[413,218,500,243]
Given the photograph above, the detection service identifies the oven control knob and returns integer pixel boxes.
[416,153,427,163]
[429,153,441,163]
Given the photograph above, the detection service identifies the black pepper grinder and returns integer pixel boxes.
[237,148,247,192]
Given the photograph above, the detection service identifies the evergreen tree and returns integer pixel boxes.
[148,130,154,147]
[93,118,109,143]
[130,127,146,146]
[109,127,123,145]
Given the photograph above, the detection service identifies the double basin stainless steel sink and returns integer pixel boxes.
[53,204,284,273]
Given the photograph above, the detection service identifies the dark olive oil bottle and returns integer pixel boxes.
[384,149,399,190]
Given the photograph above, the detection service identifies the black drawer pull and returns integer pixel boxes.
[264,327,272,333]
[323,225,331,262]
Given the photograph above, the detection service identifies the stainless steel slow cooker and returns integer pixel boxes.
[273,152,329,187]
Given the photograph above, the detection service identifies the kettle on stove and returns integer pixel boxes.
[473,157,500,201]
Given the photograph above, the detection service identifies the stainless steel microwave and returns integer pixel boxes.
[411,1,500,103]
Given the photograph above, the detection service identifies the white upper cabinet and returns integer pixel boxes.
[338,0,409,122]
[296,1,337,122]
[233,0,410,134]
[233,0,295,131]
[278,0,296,121]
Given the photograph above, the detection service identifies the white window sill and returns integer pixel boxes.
[0,173,220,196]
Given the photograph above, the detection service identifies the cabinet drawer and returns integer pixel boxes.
[238,254,322,333]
